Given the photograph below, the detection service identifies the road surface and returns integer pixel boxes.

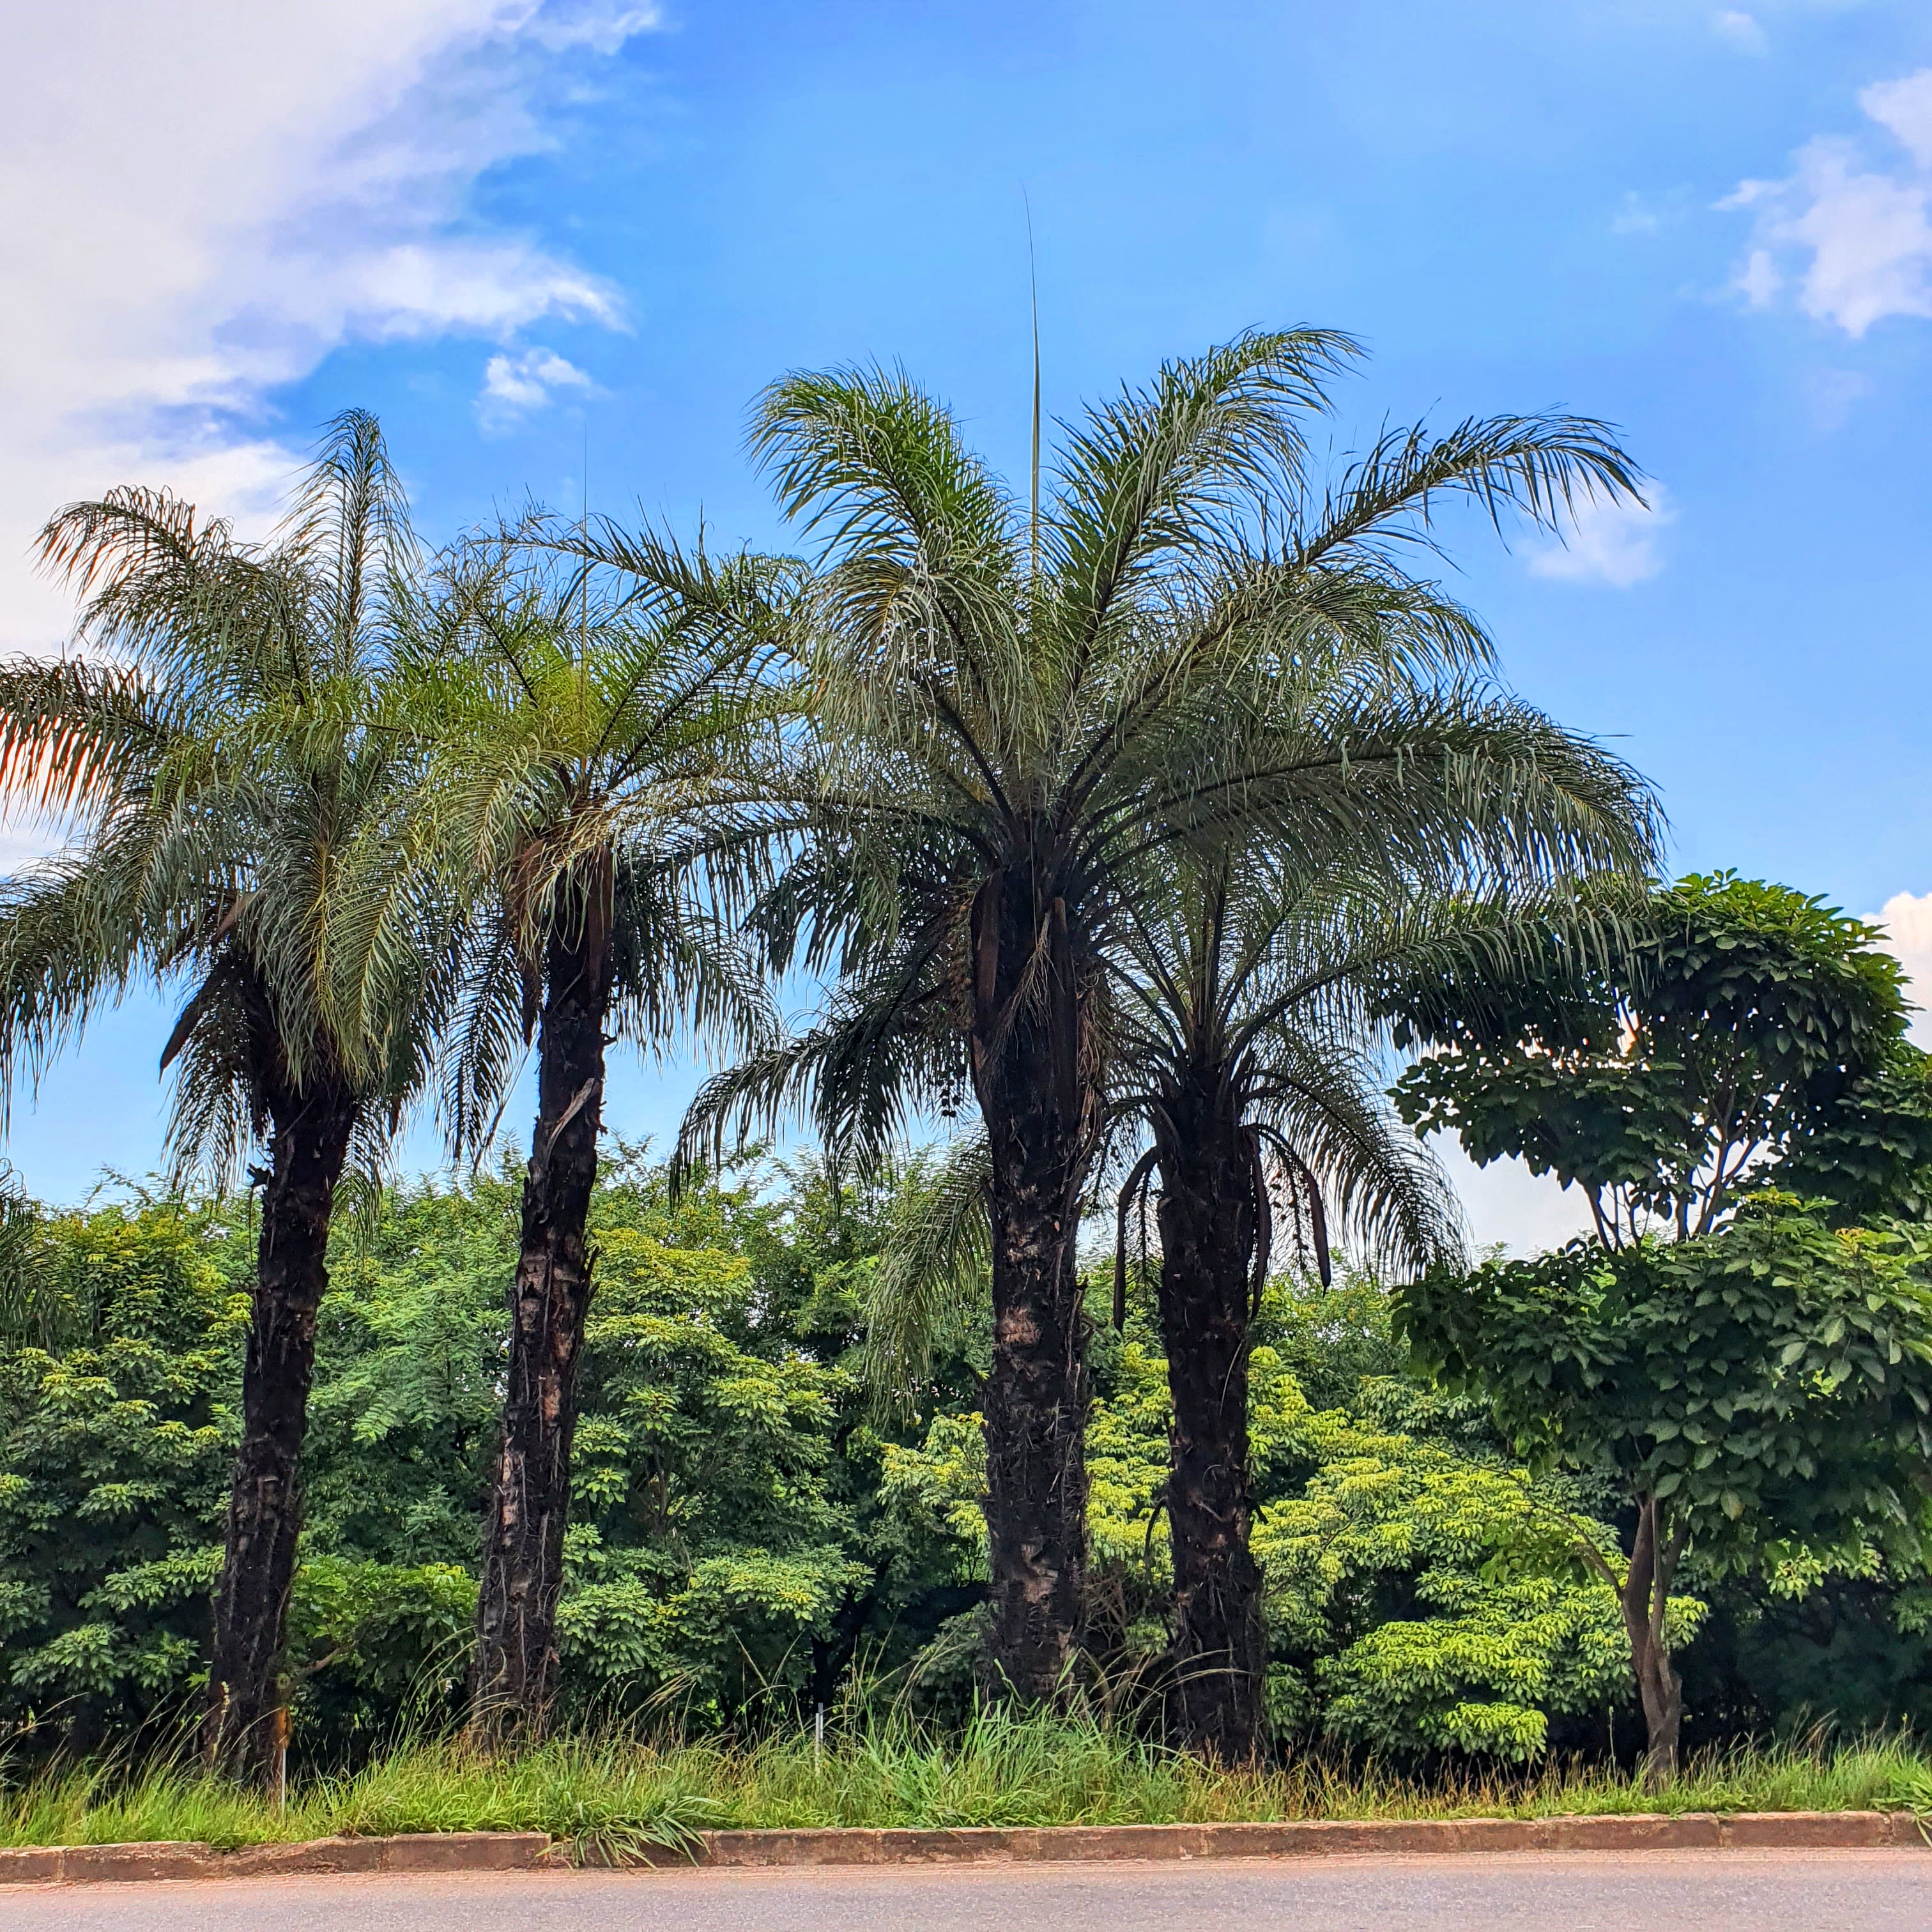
[1,1850,1924,1931]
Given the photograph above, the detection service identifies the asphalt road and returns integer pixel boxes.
[1,1851,1926,1932]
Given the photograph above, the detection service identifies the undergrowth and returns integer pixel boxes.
[3,1709,1928,1859]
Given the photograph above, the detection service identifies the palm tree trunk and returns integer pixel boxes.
[972,866,1091,1703]
[472,864,615,1735]
[204,1078,359,1784]
[1152,1095,1266,1761]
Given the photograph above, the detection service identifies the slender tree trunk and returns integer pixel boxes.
[471,861,615,1735]
[971,861,1091,1703]
[1152,1090,1266,1761]
[1618,1494,1685,1786]
[204,1078,358,1783]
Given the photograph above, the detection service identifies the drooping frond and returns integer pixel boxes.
[673,933,963,1190]
[0,659,171,832]
[860,1133,993,1414]
[1294,412,1648,575]
[1251,1033,1466,1278]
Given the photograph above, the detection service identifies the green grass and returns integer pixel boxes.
[3,1710,1928,1860]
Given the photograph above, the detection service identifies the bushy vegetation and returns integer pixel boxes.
[6,1147,1931,1790]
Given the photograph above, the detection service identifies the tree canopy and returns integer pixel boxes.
[1397,1196,1932,1775]
[1388,874,1917,1243]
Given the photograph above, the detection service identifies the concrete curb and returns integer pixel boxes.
[1,1811,1924,1882]
[675,1811,1929,1866]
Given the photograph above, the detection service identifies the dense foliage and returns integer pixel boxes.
[1399,1196,1932,1774]
[0,348,1667,1773]
[8,1149,1929,1774]
[1388,875,1932,1243]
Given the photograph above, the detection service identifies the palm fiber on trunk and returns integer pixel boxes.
[1151,1096,1267,1760]
[472,873,615,1733]
[204,1078,358,1783]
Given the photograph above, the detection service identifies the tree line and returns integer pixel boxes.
[3,330,1930,1788]
[6,1151,1821,1769]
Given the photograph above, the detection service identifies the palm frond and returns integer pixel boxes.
[1294,411,1647,575]
[1,412,452,1182]
[1048,326,1358,652]
[860,1134,993,1414]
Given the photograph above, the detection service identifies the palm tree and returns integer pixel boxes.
[680,330,1655,1701]
[0,413,450,1781]
[344,535,785,1733]
[1108,825,1650,1758]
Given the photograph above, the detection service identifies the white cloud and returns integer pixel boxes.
[0,1,656,653]
[1713,10,1768,56]
[1872,891,1932,1046]
[1526,485,1675,589]
[477,348,597,431]
[1721,67,1932,336]
[1612,195,1664,238]
[1432,1137,1595,1259]
[1863,69,1932,171]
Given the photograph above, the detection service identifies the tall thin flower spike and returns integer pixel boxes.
[1025,192,1041,585]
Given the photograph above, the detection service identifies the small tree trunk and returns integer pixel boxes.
[471,862,615,1736]
[204,1078,358,1783]
[1618,1494,1685,1786]
[972,863,1091,1703]
[1153,1094,1266,1761]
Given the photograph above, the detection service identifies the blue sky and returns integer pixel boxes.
[5,1,1932,1242]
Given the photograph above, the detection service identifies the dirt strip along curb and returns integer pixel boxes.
[0,1832,551,1883]
[2,1811,1926,1882]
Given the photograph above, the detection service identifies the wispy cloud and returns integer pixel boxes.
[1527,486,1675,590]
[1611,187,1690,236]
[517,0,663,53]
[1721,67,1932,336]
[1806,366,1874,431]
[1712,10,1768,57]
[477,348,597,432]
[1732,246,1784,307]
[0,1,657,652]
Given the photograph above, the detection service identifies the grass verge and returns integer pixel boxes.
[3,1710,1928,1860]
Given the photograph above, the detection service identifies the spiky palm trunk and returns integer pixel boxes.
[972,862,1091,1701]
[204,1076,359,1783]
[472,861,615,1733]
[1151,1085,1267,1761]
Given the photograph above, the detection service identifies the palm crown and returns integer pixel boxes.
[342,534,786,1162]
[696,332,1653,1141]
[328,526,793,1733]
[674,329,1659,1700]
[0,408,439,1184]
[0,410,462,1780]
